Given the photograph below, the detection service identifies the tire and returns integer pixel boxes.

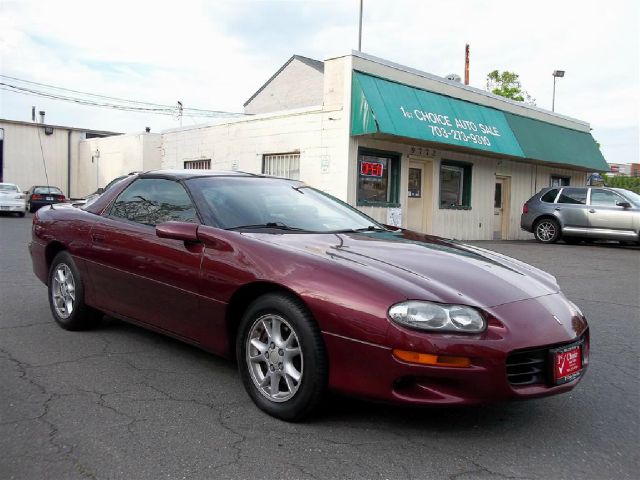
[18,212,25,218]
[534,218,561,243]
[48,251,102,331]
[236,293,328,422]
[28,202,35,213]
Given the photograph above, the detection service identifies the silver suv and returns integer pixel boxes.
[521,187,640,244]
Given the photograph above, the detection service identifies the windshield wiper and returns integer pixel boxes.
[330,225,388,233]
[227,222,308,232]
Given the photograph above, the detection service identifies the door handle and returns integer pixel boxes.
[554,207,561,211]
[588,209,596,213]
[92,233,106,242]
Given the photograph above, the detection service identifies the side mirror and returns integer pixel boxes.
[96,188,105,194]
[156,221,200,242]
[616,201,631,209]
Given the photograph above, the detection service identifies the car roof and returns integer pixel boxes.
[137,169,298,182]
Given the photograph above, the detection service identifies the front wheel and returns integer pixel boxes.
[236,293,328,421]
[534,218,561,243]
[48,251,101,330]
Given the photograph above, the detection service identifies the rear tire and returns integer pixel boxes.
[236,293,328,422]
[48,251,102,331]
[18,212,25,218]
[534,218,561,243]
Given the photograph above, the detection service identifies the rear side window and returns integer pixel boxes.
[541,189,559,203]
[109,178,198,226]
[557,188,587,204]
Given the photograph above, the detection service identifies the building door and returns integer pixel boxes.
[407,159,433,232]
[493,177,510,240]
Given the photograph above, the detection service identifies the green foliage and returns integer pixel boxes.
[486,70,536,105]
[603,175,640,194]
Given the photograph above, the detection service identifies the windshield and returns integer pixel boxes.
[0,184,19,192]
[187,177,383,232]
[34,186,63,194]
[616,189,640,206]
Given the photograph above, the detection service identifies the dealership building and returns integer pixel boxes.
[2,51,607,241]
[162,51,607,240]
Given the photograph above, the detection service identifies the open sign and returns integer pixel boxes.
[360,161,384,177]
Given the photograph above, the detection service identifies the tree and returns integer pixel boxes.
[486,70,535,105]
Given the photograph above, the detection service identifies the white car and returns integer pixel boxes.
[0,183,27,217]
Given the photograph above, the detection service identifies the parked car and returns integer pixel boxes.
[30,170,589,421]
[522,186,640,244]
[25,185,66,212]
[71,173,139,208]
[0,182,27,217]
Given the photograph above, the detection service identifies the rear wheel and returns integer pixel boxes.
[236,293,328,421]
[534,218,561,243]
[48,251,101,330]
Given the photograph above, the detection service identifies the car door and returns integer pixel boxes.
[85,177,205,339]
[555,187,589,235]
[587,189,636,240]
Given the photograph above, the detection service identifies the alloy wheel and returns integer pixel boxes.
[246,314,303,402]
[536,221,556,242]
[51,263,76,319]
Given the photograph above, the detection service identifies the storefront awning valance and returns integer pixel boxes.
[351,72,607,171]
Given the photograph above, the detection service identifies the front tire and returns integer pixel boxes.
[236,293,328,421]
[48,251,101,330]
[534,218,561,243]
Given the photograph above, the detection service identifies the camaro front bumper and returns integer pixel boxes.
[322,294,589,406]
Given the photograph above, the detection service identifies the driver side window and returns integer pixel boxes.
[109,178,198,226]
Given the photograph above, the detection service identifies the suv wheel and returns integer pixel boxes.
[534,218,560,243]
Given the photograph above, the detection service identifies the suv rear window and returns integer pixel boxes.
[558,188,588,204]
[541,189,559,203]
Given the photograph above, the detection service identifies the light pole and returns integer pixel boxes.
[358,0,363,51]
[552,70,565,112]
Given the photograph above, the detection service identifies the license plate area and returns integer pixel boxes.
[46,196,53,201]
[550,340,583,385]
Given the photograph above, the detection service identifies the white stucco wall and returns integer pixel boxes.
[0,121,85,196]
[244,58,324,115]
[74,133,161,197]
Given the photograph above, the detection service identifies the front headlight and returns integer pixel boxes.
[388,301,486,333]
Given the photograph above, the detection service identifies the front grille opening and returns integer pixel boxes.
[506,348,547,386]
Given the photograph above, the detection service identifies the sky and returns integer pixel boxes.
[0,0,638,164]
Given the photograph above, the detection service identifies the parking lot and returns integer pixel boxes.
[1,213,638,480]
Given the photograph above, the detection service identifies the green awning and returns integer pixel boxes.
[351,72,607,171]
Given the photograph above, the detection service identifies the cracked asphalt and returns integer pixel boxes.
[1,214,638,480]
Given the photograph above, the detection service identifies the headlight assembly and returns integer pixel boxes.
[388,301,486,333]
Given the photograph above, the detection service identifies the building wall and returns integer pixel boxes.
[162,105,349,200]
[355,136,587,240]
[244,58,324,115]
[74,133,161,198]
[0,121,83,195]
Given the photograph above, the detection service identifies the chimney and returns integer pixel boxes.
[464,44,470,85]
[32,106,36,122]
[39,111,46,124]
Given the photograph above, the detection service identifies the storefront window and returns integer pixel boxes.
[439,160,472,209]
[357,150,400,206]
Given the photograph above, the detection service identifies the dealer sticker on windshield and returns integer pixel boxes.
[551,342,583,385]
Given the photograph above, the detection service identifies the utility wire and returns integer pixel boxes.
[0,75,246,118]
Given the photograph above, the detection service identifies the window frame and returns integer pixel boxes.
[356,148,401,208]
[107,178,201,228]
[550,175,571,187]
[556,187,588,205]
[184,159,211,170]
[439,160,473,210]
[262,152,301,180]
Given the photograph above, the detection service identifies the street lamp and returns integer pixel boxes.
[552,70,565,112]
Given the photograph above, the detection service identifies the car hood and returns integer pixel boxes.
[249,229,560,308]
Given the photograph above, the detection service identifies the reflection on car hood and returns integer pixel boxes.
[250,229,560,308]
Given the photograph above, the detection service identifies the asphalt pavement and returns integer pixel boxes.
[1,213,638,480]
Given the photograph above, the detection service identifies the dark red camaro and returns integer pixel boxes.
[29,170,589,420]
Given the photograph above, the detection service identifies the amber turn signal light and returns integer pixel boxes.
[392,349,471,368]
